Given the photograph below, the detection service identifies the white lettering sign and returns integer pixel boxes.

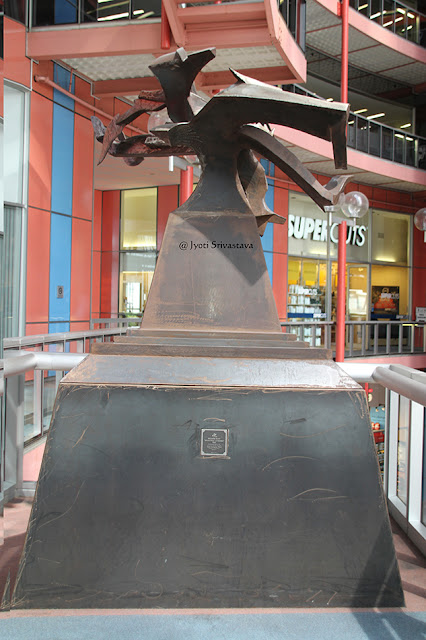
[288,214,366,247]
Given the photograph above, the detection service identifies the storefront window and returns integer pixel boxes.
[288,193,328,258]
[287,191,412,322]
[119,252,156,314]
[371,265,409,319]
[348,265,368,320]
[371,209,410,265]
[288,257,327,320]
[119,188,157,314]
[121,188,157,250]
[288,192,369,262]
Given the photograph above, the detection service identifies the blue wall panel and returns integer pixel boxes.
[263,251,273,286]
[260,160,274,285]
[49,322,71,336]
[51,102,74,215]
[53,64,75,110]
[49,213,72,323]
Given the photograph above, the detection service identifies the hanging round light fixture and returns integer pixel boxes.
[339,191,369,219]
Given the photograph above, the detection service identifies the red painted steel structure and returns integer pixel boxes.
[180,166,194,205]
[161,5,171,50]
[336,220,347,362]
[341,0,349,103]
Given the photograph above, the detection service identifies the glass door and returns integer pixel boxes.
[347,265,368,321]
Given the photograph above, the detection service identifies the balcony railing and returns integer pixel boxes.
[30,0,161,26]
[350,0,426,46]
[286,84,426,169]
[347,113,426,168]
[1,327,129,454]
[30,0,271,27]
[278,0,306,52]
[282,320,426,357]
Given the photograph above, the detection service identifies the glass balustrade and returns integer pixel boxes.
[350,0,425,45]
[286,85,426,169]
[31,0,161,26]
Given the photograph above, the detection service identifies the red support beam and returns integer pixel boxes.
[341,0,349,103]
[180,166,194,205]
[93,76,160,98]
[336,221,347,363]
[161,4,172,50]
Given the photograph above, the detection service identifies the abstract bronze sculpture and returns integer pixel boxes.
[11,49,403,610]
[92,47,351,230]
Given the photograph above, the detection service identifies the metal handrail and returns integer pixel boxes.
[3,327,128,350]
[373,366,426,406]
[1,351,85,379]
[90,317,142,330]
[282,319,426,357]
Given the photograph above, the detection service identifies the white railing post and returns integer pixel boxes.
[387,390,399,506]
[4,375,25,499]
[33,369,43,441]
[408,402,425,526]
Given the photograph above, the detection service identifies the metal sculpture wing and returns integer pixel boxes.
[92,47,352,231]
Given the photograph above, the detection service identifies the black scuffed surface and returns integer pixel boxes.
[12,366,403,609]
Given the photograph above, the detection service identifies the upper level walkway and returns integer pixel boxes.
[307,0,426,88]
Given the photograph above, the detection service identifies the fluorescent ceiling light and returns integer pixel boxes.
[407,12,415,18]
[354,108,368,114]
[326,98,334,102]
[397,7,405,13]
[395,134,404,139]
[98,11,129,20]
[135,10,154,18]
[400,123,411,129]
[406,137,413,141]
[348,120,355,125]
[358,3,368,9]
[367,112,385,119]
[370,12,382,19]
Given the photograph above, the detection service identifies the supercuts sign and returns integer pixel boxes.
[288,214,367,247]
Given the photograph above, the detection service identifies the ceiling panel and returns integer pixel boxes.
[306,1,340,30]
[205,46,284,71]
[349,46,416,74]
[63,47,284,85]
[62,54,157,80]
[381,62,426,85]
[307,26,342,57]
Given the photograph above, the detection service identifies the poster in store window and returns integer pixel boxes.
[371,286,400,320]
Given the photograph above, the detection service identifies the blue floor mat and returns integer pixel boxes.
[1,611,426,640]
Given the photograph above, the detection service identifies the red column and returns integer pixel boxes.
[336,221,347,362]
[180,166,193,205]
[341,0,349,103]
[161,4,171,50]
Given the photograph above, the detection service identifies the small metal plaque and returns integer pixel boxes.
[201,428,228,457]
[57,285,64,299]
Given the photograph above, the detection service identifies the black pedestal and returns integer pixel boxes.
[12,339,404,609]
